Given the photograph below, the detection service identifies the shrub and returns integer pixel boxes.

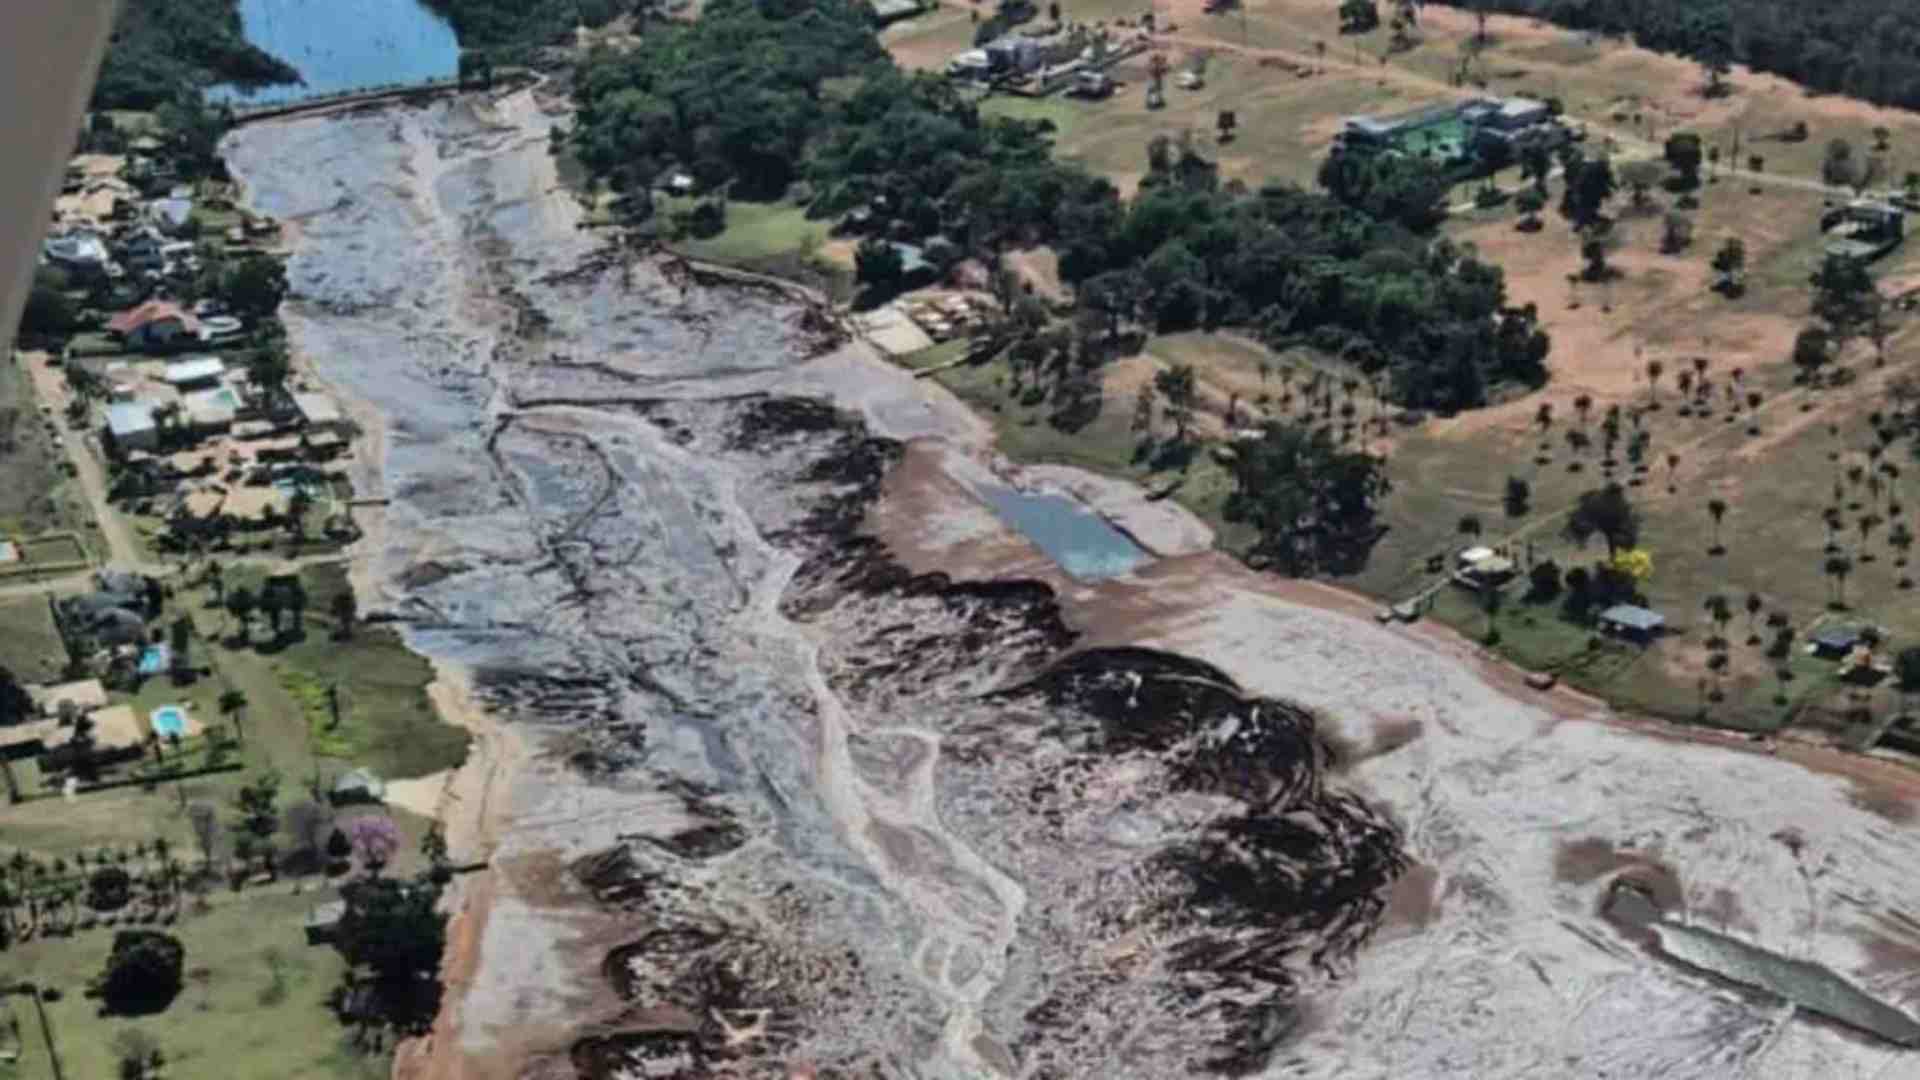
[96,930,185,1015]
[89,866,134,911]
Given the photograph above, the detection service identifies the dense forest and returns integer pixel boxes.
[90,0,300,110]
[1436,0,1920,111]
[568,0,1550,413]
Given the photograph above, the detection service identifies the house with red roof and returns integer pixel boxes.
[107,300,201,352]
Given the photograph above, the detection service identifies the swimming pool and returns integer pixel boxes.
[151,706,188,739]
[136,645,170,676]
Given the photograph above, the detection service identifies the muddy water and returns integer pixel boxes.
[223,91,1404,1078]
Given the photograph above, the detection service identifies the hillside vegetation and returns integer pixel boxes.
[567,0,1551,413]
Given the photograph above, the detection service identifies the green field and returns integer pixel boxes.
[0,596,67,684]
[2,891,384,1080]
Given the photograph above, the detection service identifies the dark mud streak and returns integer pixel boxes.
[544,395,1410,1077]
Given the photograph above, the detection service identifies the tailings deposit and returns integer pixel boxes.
[224,86,1406,1077]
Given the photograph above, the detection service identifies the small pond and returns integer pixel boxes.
[979,486,1151,581]
[208,0,460,105]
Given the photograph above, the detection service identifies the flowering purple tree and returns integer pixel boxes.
[344,814,399,876]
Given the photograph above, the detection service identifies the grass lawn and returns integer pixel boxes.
[0,596,66,684]
[2,890,387,1080]
[0,357,91,540]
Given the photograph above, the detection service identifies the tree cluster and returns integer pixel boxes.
[1433,0,1920,112]
[1223,421,1392,574]
[90,0,300,110]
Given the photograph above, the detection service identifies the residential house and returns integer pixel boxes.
[42,227,116,278]
[108,300,202,351]
[331,767,385,806]
[103,400,159,453]
[292,392,349,436]
[148,195,194,235]
[56,592,147,647]
[117,226,170,272]
[305,899,347,945]
[1811,625,1866,658]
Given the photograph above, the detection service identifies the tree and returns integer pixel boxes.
[89,865,134,911]
[1665,132,1704,188]
[1520,142,1554,194]
[1644,359,1664,407]
[1823,138,1859,188]
[1792,326,1831,381]
[1153,364,1199,443]
[1810,252,1879,355]
[96,930,185,1015]
[1514,187,1545,230]
[1561,155,1617,227]
[19,268,79,338]
[219,688,249,745]
[1504,476,1530,517]
[111,1028,162,1080]
[1620,160,1664,208]
[346,815,400,875]
[1526,559,1562,602]
[1896,646,1920,717]
[335,875,446,986]
[853,236,904,295]
[1661,212,1694,253]
[1691,6,1733,96]
[187,803,220,869]
[1890,520,1915,565]
[331,590,358,639]
[1826,553,1855,607]
[1711,236,1746,292]
[1580,235,1611,282]
[219,254,287,322]
[234,770,282,877]
[1707,497,1728,551]
[326,827,353,869]
[1703,593,1732,641]
[1565,483,1640,555]
[1217,110,1237,144]
[1458,514,1483,538]
[1338,0,1379,34]
[226,587,257,642]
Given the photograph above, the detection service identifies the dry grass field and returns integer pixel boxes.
[883,1,1920,735]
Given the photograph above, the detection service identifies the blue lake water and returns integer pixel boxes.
[979,487,1152,580]
[208,0,460,105]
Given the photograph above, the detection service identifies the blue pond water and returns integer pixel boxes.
[136,645,170,676]
[208,0,460,105]
[151,706,188,739]
[979,487,1151,580]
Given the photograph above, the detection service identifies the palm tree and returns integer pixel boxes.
[227,586,257,643]
[219,689,249,746]
[1573,394,1593,428]
[1707,498,1728,551]
[1536,402,1553,432]
[1745,591,1764,641]
[1890,521,1915,567]
[1646,359,1664,406]
[1676,369,1694,402]
[1827,554,1855,608]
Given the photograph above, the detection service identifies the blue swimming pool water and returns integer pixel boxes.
[136,645,170,676]
[207,0,460,105]
[151,706,188,739]
[978,486,1152,580]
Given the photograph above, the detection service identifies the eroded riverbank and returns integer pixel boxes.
[224,86,1920,1079]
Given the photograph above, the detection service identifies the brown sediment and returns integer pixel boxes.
[1554,837,1683,911]
[1382,861,1441,932]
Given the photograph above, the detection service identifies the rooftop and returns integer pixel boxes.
[108,299,200,336]
[104,400,157,437]
[293,393,344,426]
[1598,604,1666,632]
[163,356,226,384]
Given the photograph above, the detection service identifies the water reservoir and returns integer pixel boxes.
[209,0,461,105]
[978,486,1151,580]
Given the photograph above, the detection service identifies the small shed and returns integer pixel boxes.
[1597,604,1666,642]
[305,899,347,945]
[1811,625,1863,657]
[331,768,386,806]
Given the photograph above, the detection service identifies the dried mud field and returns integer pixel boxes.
[223,87,1920,1079]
